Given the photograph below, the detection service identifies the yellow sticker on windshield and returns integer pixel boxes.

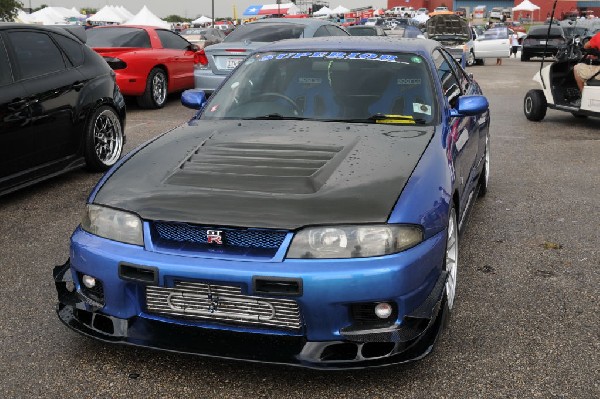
[376,119,416,124]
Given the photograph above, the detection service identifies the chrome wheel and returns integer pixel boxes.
[152,71,167,106]
[445,208,458,310]
[466,51,475,66]
[93,109,122,166]
[524,96,533,114]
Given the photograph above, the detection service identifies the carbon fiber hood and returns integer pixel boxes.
[93,120,434,230]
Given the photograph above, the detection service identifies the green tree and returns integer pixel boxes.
[0,0,23,22]
[32,3,47,12]
[164,14,191,23]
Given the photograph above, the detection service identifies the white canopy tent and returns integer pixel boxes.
[25,6,86,25]
[87,5,127,24]
[331,6,350,15]
[124,6,170,29]
[313,6,333,16]
[192,16,213,25]
[512,0,541,21]
[111,6,134,22]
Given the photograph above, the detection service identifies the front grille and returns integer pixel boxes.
[151,222,288,257]
[146,281,302,330]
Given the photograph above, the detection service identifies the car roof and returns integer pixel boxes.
[255,36,438,55]
[246,17,338,27]
[0,22,86,43]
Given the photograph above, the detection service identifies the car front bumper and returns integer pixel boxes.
[53,228,449,369]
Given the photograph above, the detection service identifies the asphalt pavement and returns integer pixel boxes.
[0,57,598,398]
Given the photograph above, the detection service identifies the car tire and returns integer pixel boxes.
[524,89,547,121]
[84,105,124,172]
[466,51,476,67]
[137,67,168,109]
[478,134,490,197]
[444,207,458,311]
[520,53,530,62]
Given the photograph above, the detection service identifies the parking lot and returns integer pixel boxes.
[0,58,598,398]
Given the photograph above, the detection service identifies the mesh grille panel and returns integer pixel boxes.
[152,222,287,255]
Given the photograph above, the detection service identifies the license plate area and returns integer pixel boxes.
[226,58,244,69]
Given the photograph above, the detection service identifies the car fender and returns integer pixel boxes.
[533,64,554,105]
[387,125,453,240]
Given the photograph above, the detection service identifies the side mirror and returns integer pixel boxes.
[188,43,200,52]
[449,95,489,116]
[181,89,208,110]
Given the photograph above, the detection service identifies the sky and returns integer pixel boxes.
[26,1,389,19]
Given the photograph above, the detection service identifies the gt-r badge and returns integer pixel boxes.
[207,230,223,244]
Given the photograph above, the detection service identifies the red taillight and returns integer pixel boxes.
[194,49,208,66]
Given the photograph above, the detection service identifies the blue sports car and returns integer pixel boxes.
[54,37,490,369]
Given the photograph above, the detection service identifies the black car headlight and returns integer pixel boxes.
[81,205,143,246]
[286,225,423,259]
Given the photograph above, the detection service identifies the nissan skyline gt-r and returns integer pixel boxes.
[54,37,491,369]
[86,25,203,109]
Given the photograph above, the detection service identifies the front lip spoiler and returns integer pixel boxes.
[54,260,448,370]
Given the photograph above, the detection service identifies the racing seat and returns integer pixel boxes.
[368,65,433,118]
[284,65,340,118]
[329,64,391,119]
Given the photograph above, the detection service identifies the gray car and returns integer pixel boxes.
[194,18,349,94]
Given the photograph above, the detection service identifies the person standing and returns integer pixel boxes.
[510,31,520,58]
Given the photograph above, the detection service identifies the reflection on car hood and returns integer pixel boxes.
[94,120,435,229]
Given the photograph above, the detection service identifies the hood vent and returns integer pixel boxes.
[165,141,350,194]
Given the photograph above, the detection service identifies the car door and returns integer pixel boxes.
[156,29,196,91]
[0,34,32,182]
[3,29,83,172]
[434,49,480,214]
[474,27,511,58]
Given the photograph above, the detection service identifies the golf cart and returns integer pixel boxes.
[523,1,600,120]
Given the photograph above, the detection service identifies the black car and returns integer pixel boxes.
[521,25,566,61]
[0,23,126,196]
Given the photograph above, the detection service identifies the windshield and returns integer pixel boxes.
[86,27,151,48]
[349,27,378,36]
[224,23,305,42]
[200,51,436,125]
[528,26,563,37]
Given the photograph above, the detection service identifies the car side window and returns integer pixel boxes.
[7,31,66,80]
[156,30,190,50]
[441,49,471,94]
[0,37,13,86]
[313,26,330,37]
[433,49,462,108]
[52,33,84,67]
[325,26,350,36]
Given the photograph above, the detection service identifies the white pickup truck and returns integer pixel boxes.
[385,6,416,18]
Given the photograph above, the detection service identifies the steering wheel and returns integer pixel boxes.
[255,92,301,115]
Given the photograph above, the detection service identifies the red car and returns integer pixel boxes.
[86,25,203,108]
[505,21,526,34]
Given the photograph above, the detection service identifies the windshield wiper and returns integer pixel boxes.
[242,114,308,120]
[339,114,427,125]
